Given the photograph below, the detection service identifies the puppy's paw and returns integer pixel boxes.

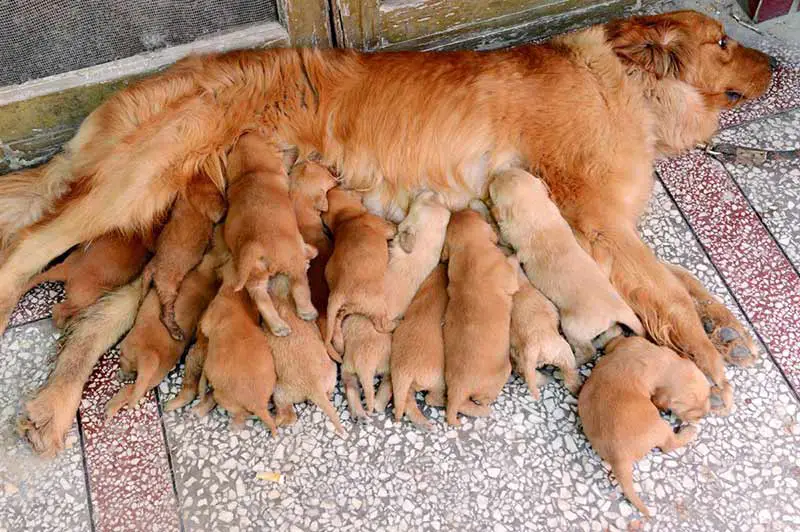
[698,301,757,367]
[296,307,319,321]
[709,383,734,416]
[18,390,76,458]
[268,320,292,337]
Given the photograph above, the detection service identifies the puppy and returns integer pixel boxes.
[26,232,151,328]
[339,314,392,420]
[390,264,448,428]
[511,267,579,398]
[192,261,278,434]
[442,210,519,425]
[264,274,344,435]
[224,131,318,337]
[142,173,225,341]
[489,169,644,364]
[322,188,397,361]
[578,336,711,517]
[289,161,338,315]
[385,191,451,319]
[106,246,222,418]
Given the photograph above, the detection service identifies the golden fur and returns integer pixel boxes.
[339,314,392,420]
[442,210,519,425]
[390,264,449,428]
[578,336,711,517]
[3,12,773,443]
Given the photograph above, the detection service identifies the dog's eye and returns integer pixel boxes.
[718,36,728,49]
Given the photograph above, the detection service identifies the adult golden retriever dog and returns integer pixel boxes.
[0,11,771,437]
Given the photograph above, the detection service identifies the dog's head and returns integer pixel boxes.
[321,188,364,231]
[607,10,773,109]
[290,161,338,212]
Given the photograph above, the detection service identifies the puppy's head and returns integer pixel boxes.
[607,10,773,109]
[488,169,545,223]
[442,209,497,261]
[321,188,365,231]
[290,161,338,212]
[665,358,712,422]
[395,191,451,253]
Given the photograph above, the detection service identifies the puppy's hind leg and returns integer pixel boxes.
[106,353,159,418]
[164,337,207,412]
[289,268,318,321]
[309,390,345,437]
[373,374,392,412]
[342,370,368,421]
[249,282,291,337]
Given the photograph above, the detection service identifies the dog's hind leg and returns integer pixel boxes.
[17,277,143,456]
[164,336,208,412]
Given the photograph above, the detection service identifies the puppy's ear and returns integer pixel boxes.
[608,19,684,79]
[397,227,417,254]
[314,192,329,212]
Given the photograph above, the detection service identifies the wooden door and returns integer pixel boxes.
[330,0,637,51]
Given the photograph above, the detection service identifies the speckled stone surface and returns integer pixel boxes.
[656,151,800,395]
[156,181,800,531]
[79,348,181,532]
[713,109,800,269]
[0,321,92,532]
[7,282,64,329]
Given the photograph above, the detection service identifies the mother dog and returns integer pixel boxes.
[0,11,771,413]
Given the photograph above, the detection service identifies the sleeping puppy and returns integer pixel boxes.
[339,314,392,420]
[489,168,644,364]
[385,191,451,319]
[106,246,222,418]
[390,264,448,428]
[26,232,151,328]
[192,261,279,435]
[289,161,338,316]
[511,267,579,398]
[142,173,225,341]
[264,274,344,436]
[322,188,397,361]
[442,209,519,426]
[578,336,711,517]
[224,131,318,337]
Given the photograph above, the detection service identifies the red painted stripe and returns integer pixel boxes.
[79,349,182,532]
[656,152,800,394]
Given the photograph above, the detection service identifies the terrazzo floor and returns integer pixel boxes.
[1,3,799,532]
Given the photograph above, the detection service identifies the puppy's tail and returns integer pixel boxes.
[391,371,413,422]
[233,242,266,292]
[310,390,345,437]
[610,457,650,518]
[324,295,346,363]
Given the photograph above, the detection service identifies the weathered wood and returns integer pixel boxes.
[333,0,637,51]
[278,0,335,46]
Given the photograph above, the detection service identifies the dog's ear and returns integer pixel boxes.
[397,227,417,254]
[608,19,684,79]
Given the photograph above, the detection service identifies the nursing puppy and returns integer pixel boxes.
[142,173,225,341]
[442,210,519,425]
[26,233,151,328]
[289,161,338,315]
[322,188,397,361]
[385,191,451,319]
[264,274,344,435]
[106,247,221,418]
[339,314,392,420]
[193,261,278,434]
[578,336,711,517]
[390,264,448,428]
[511,267,579,398]
[489,169,644,364]
[224,131,318,337]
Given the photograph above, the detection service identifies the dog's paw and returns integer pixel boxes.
[296,306,319,322]
[18,391,76,458]
[698,301,757,367]
[268,320,292,337]
[709,382,734,416]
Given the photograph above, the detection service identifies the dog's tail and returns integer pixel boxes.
[0,154,75,248]
[310,390,345,437]
[233,242,266,292]
[609,457,650,518]
[324,295,346,363]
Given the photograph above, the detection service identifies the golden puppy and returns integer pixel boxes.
[224,131,318,336]
[442,210,519,425]
[26,233,151,328]
[142,174,225,340]
[511,267,579,398]
[289,161,338,315]
[322,188,397,361]
[390,264,448,428]
[338,315,392,420]
[489,169,644,364]
[264,274,344,435]
[106,247,221,417]
[385,191,451,319]
[192,261,278,434]
[578,336,711,517]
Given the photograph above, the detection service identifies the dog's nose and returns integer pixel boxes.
[768,55,779,71]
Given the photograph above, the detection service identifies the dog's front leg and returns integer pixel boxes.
[17,278,142,456]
